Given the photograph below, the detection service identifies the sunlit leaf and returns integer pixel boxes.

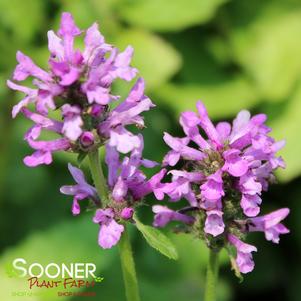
[270,81,301,181]
[228,3,301,101]
[115,29,182,89]
[118,0,228,32]
[154,77,260,119]
[0,0,45,42]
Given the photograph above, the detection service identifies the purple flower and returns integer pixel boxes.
[60,133,158,249]
[222,149,248,177]
[60,164,97,215]
[204,210,225,237]
[8,12,153,167]
[201,170,224,202]
[240,194,261,217]
[154,170,203,206]
[106,135,158,202]
[151,100,289,274]
[93,208,124,249]
[228,234,257,274]
[247,208,290,243]
[163,133,205,166]
[152,205,195,227]
[61,104,83,141]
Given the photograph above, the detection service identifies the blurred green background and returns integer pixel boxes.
[0,0,300,300]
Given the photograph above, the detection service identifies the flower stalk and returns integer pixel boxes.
[88,149,108,205]
[204,249,219,301]
[118,224,141,301]
[88,149,141,301]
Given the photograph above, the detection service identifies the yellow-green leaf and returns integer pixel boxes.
[118,0,228,32]
[115,29,182,89]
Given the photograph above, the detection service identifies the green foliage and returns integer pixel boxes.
[1,0,300,300]
[154,77,260,119]
[134,215,178,260]
[227,3,301,101]
[115,29,182,89]
[118,0,228,32]
[270,81,301,181]
[0,0,45,43]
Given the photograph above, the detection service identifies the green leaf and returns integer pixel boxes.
[115,29,182,89]
[134,215,178,260]
[61,0,120,37]
[228,3,301,101]
[77,152,88,166]
[226,245,243,282]
[269,81,301,181]
[154,77,260,119]
[0,0,45,42]
[169,233,228,274]
[118,0,228,32]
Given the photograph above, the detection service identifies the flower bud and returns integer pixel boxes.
[121,207,134,220]
[91,104,104,117]
[80,131,94,147]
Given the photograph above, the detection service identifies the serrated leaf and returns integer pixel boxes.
[154,77,260,119]
[134,215,178,260]
[118,0,228,32]
[115,29,182,89]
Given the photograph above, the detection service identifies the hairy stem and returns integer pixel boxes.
[118,225,141,301]
[204,249,219,301]
[88,149,108,204]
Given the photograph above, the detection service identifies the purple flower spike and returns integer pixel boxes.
[151,100,289,275]
[8,12,154,167]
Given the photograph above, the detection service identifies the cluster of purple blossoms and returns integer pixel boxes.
[7,12,154,167]
[60,135,160,249]
[8,12,158,250]
[8,11,291,277]
[152,101,289,274]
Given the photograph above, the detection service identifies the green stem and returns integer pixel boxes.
[88,149,108,203]
[118,224,141,301]
[204,249,219,301]
[88,148,140,301]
